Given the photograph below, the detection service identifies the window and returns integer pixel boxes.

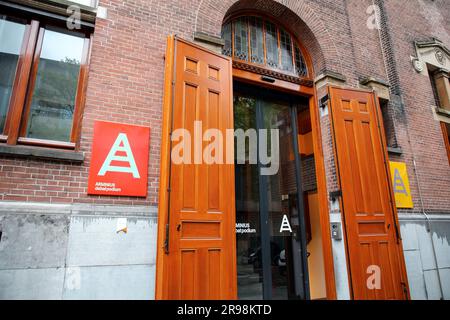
[233,17,248,61]
[264,20,278,69]
[279,28,293,72]
[249,16,263,64]
[0,14,90,149]
[430,69,450,165]
[222,15,309,78]
[442,122,450,165]
[0,16,26,134]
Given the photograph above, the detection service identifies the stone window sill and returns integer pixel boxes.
[387,146,403,155]
[0,144,84,163]
[436,107,450,118]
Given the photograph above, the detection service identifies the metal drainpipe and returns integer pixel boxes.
[373,0,444,300]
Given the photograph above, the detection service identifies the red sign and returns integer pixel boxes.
[87,121,150,197]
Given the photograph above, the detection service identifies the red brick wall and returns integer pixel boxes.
[1,0,449,213]
[381,0,450,213]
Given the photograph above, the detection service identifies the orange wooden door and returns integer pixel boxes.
[166,38,236,299]
[328,87,409,300]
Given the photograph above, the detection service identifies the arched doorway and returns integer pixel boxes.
[222,14,329,300]
[155,9,332,298]
[155,1,409,301]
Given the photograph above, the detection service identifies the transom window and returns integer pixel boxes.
[221,15,308,78]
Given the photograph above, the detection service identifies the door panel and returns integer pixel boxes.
[167,38,236,299]
[329,87,408,300]
[260,101,308,300]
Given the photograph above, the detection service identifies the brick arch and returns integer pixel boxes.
[194,0,344,75]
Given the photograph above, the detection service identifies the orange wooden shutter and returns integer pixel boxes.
[162,37,236,299]
[328,86,409,300]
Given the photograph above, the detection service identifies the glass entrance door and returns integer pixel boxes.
[234,83,310,300]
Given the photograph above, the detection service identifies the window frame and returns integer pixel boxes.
[222,13,311,80]
[430,69,450,165]
[442,122,450,166]
[0,13,92,150]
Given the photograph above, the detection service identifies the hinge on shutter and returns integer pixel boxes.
[394,221,401,243]
[400,281,408,299]
[164,223,170,254]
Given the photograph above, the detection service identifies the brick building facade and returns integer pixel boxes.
[0,0,449,299]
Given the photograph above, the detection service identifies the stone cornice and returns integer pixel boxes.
[415,38,450,57]
[233,60,314,87]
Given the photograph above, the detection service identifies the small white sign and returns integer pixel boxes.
[116,218,128,233]
[236,222,256,234]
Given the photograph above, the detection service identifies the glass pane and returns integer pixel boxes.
[233,17,248,61]
[234,93,263,300]
[261,100,305,300]
[446,122,450,151]
[447,123,450,141]
[0,16,26,134]
[70,0,95,7]
[249,17,264,65]
[26,29,84,142]
[221,22,232,57]
[294,43,308,77]
[264,21,279,69]
[280,28,293,73]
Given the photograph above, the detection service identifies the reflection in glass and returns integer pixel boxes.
[280,28,293,73]
[26,29,84,142]
[294,43,307,77]
[446,123,450,142]
[264,21,279,69]
[233,17,248,61]
[221,22,232,57]
[446,123,450,155]
[249,17,264,64]
[0,16,26,133]
[234,94,263,300]
[261,100,304,300]
[234,85,308,300]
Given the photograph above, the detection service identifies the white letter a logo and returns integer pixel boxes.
[98,133,140,178]
[279,214,293,233]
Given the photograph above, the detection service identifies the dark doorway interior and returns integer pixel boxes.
[234,82,325,300]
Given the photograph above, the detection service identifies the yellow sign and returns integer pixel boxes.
[389,161,413,208]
